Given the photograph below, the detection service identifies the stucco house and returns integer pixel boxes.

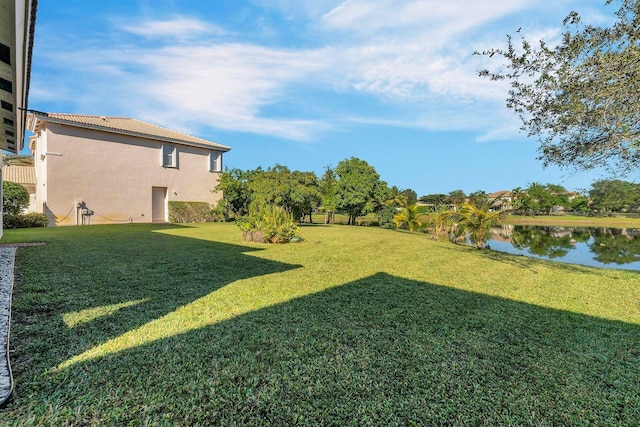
[27,112,230,226]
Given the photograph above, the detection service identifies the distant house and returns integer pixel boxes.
[488,190,513,211]
[2,165,36,212]
[27,113,230,226]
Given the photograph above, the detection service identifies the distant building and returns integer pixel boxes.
[28,112,231,226]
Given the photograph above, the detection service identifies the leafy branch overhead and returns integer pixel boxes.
[477,0,640,175]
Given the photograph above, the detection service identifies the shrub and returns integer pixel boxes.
[3,181,30,216]
[3,212,48,229]
[168,201,217,223]
[237,205,300,243]
[375,205,397,229]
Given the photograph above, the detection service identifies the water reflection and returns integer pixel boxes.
[487,225,640,270]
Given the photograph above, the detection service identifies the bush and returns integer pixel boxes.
[3,181,30,216]
[237,205,300,243]
[375,205,397,229]
[168,201,217,223]
[3,212,48,229]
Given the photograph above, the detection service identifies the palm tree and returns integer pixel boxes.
[393,204,423,233]
[386,185,408,208]
[454,202,504,248]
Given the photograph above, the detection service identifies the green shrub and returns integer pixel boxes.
[237,205,300,243]
[375,205,397,229]
[3,181,30,216]
[3,212,48,229]
[168,201,217,223]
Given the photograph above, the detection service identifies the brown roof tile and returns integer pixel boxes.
[31,113,230,151]
[3,166,36,185]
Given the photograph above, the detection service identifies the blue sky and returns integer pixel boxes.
[26,0,625,196]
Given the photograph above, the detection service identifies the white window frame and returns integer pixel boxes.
[209,151,222,172]
[162,143,177,168]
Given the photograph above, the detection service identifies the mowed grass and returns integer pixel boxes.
[2,223,640,425]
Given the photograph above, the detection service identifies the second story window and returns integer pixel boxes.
[162,143,177,168]
[209,151,222,172]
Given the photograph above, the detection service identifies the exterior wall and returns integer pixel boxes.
[33,123,224,226]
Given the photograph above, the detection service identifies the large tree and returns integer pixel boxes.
[335,157,388,225]
[478,0,640,174]
[589,179,639,214]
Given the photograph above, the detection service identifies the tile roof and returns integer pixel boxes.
[30,113,230,151]
[3,166,35,185]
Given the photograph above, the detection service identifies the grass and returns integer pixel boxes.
[1,223,640,425]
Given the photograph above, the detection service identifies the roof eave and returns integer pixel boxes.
[30,113,231,152]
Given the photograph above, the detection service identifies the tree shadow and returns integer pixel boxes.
[12,271,639,425]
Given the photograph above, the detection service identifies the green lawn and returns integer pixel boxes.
[2,223,640,425]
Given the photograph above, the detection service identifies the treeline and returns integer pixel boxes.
[214,157,414,227]
[419,180,640,216]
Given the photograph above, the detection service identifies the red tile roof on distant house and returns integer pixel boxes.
[28,113,230,152]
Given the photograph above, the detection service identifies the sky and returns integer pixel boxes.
[25,0,628,196]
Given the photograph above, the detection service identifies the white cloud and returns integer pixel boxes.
[32,1,591,142]
[121,17,227,39]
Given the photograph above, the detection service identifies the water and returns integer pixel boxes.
[485,225,640,270]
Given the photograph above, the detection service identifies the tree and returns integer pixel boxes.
[386,185,408,208]
[478,0,640,174]
[589,179,639,214]
[214,168,254,217]
[319,166,339,224]
[3,181,30,216]
[468,190,489,209]
[248,165,320,222]
[453,202,504,249]
[335,157,388,225]
[445,189,466,207]
[3,154,33,166]
[393,204,423,233]
[418,193,447,207]
[401,188,418,206]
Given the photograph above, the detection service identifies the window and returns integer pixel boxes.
[1,100,12,112]
[0,78,12,93]
[209,151,222,172]
[162,143,177,167]
[0,43,9,65]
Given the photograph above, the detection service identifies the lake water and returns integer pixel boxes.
[485,225,640,270]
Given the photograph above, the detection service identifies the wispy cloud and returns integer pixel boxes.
[121,17,227,39]
[30,1,581,142]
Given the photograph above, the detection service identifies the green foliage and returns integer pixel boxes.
[319,166,339,224]
[168,201,216,223]
[393,204,423,233]
[375,204,397,229]
[478,0,640,174]
[3,181,30,216]
[423,206,458,240]
[214,168,253,216]
[589,179,640,214]
[418,193,447,207]
[468,190,489,209]
[335,157,388,225]
[248,165,321,222]
[401,188,417,206]
[446,189,466,207]
[237,205,300,243]
[452,202,504,248]
[3,154,34,166]
[3,212,48,229]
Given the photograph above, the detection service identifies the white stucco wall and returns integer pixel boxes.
[33,123,224,226]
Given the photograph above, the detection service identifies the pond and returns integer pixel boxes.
[485,225,640,270]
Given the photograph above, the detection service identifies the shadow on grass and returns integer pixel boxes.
[9,223,301,371]
[7,269,640,425]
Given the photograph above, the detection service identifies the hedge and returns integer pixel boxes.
[3,213,48,228]
[168,201,217,223]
